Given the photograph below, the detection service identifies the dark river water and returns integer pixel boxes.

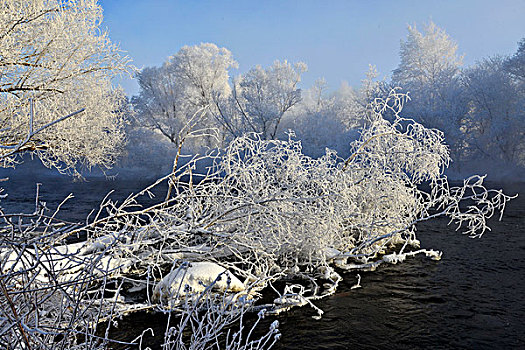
[1,172,523,349]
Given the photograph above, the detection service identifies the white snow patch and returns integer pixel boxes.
[153,261,245,303]
[382,252,407,264]
[323,247,341,260]
[81,233,121,255]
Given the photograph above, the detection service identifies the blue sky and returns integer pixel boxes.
[99,0,525,96]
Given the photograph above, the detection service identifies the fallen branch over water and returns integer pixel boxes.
[0,91,516,349]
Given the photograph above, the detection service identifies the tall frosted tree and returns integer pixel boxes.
[392,21,463,111]
[133,65,191,146]
[503,38,525,168]
[504,38,525,81]
[133,43,237,149]
[283,78,347,157]
[463,56,525,169]
[0,0,129,174]
[392,21,468,166]
[172,43,237,110]
[232,60,306,140]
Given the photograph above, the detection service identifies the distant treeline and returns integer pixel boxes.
[121,22,524,180]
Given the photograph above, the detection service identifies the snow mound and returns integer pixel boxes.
[153,261,245,303]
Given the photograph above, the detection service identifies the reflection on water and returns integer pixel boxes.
[1,174,523,349]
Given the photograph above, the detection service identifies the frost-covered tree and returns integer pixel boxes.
[462,56,525,168]
[281,78,350,157]
[133,43,237,149]
[504,38,525,81]
[93,90,512,327]
[392,21,468,166]
[283,67,387,158]
[392,21,463,115]
[331,81,360,129]
[301,78,332,115]
[0,0,129,174]
[132,65,190,145]
[345,65,390,125]
[232,60,306,140]
[173,43,237,110]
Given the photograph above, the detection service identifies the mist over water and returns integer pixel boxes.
[1,173,523,349]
